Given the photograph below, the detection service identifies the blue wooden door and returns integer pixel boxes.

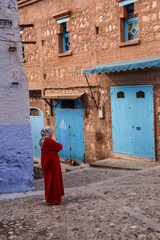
[55,100,85,162]
[30,107,44,158]
[110,85,155,158]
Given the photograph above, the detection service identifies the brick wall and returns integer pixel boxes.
[18,0,160,162]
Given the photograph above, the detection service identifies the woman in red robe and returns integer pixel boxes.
[39,126,64,204]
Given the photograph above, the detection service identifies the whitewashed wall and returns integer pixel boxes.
[0,0,34,193]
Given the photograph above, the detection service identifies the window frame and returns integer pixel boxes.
[54,10,72,56]
[62,22,71,53]
[124,3,138,42]
[20,29,25,59]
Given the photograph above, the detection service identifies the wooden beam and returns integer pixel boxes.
[19,23,34,28]
[17,0,43,9]
[22,41,36,44]
[43,99,54,116]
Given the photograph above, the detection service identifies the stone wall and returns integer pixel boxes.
[18,0,160,163]
[0,0,34,193]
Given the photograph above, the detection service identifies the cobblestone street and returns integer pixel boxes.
[0,165,160,240]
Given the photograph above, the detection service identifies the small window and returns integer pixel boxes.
[61,100,75,109]
[117,91,125,98]
[95,26,99,35]
[22,43,25,59]
[125,4,138,42]
[54,11,71,55]
[30,109,39,116]
[136,91,145,98]
[20,30,25,59]
[62,22,70,52]
[29,90,42,98]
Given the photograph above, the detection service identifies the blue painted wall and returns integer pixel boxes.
[0,124,34,194]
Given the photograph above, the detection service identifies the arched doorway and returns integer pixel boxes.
[30,107,44,158]
[55,100,85,162]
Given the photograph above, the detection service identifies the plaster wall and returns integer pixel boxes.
[0,0,34,193]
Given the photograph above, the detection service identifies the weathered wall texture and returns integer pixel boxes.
[18,0,160,163]
[0,0,34,193]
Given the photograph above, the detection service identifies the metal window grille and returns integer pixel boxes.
[61,100,75,109]
[136,91,145,98]
[30,109,39,116]
[117,91,125,98]
[29,90,42,98]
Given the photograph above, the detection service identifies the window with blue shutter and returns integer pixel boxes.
[20,30,25,59]
[62,22,70,52]
[56,16,71,54]
[125,3,138,42]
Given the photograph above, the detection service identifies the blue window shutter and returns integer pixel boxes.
[62,33,66,52]
[57,19,71,53]
[125,20,128,42]
[119,0,138,7]
[62,22,70,52]
[125,3,138,42]
[63,32,70,52]
[125,18,138,41]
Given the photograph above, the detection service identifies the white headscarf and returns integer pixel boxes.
[39,126,53,149]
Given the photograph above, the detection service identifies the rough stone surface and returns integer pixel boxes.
[0,165,160,239]
[0,0,34,193]
[35,167,129,191]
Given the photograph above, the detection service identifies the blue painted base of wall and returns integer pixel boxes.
[0,124,35,194]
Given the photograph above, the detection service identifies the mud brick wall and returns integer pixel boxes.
[18,0,160,163]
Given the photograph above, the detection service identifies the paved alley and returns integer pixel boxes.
[0,165,160,240]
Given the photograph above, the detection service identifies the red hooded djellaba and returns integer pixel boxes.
[39,126,64,204]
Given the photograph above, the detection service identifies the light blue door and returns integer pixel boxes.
[30,107,44,158]
[110,85,155,158]
[55,100,85,162]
